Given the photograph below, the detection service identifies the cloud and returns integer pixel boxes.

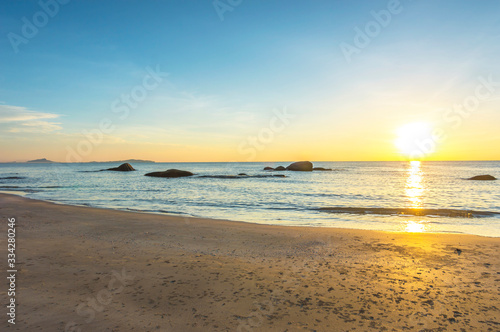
[0,105,62,133]
[8,121,62,133]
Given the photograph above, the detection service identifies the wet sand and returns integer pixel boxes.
[1,193,499,331]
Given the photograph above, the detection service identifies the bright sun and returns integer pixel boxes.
[394,122,435,159]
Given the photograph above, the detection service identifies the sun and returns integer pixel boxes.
[394,122,435,159]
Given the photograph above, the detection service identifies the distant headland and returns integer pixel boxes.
[5,158,155,164]
[27,158,54,163]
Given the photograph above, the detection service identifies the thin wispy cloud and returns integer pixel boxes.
[8,121,62,133]
[0,105,62,133]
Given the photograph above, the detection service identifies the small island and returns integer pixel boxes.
[27,158,54,163]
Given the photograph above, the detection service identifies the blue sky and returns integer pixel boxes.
[1,0,499,162]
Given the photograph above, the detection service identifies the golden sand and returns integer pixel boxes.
[1,193,499,331]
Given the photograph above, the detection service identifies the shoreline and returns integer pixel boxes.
[1,193,500,330]
[2,191,499,238]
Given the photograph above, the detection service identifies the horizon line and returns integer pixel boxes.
[2,159,500,164]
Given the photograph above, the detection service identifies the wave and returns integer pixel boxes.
[0,185,63,189]
[125,208,188,215]
[0,176,27,180]
[317,207,500,218]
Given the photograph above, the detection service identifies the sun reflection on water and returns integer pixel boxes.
[403,161,427,232]
[406,161,424,208]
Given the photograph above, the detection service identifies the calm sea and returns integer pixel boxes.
[1,161,499,237]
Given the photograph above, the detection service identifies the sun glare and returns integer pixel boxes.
[405,220,426,233]
[395,122,435,159]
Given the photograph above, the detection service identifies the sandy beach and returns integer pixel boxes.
[1,193,499,331]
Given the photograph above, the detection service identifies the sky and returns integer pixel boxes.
[1,0,499,162]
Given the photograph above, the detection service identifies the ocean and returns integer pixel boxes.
[1,161,499,237]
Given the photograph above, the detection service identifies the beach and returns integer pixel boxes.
[1,193,499,331]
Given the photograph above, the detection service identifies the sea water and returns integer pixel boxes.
[1,161,499,237]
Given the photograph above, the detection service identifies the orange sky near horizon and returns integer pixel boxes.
[2,117,499,163]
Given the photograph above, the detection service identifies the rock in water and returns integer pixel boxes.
[286,161,313,172]
[263,166,286,171]
[313,167,332,171]
[199,174,286,179]
[467,175,496,181]
[145,169,194,178]
[107,163,135,171]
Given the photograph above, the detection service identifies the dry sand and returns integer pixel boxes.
[1,193,499,331]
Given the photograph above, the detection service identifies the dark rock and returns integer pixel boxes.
[238,173,248,176]
[467,175,496,181]
[286,161,313,172]
[313,167,333,171]
[106,163,135,172]
[199,174,286,179]
[455,248,462,256]
[264,166,286,171]
[145,169,194,178]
